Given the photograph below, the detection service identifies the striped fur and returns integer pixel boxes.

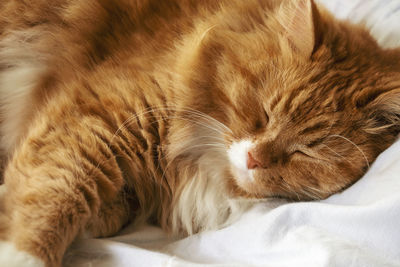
[0,0,400,266]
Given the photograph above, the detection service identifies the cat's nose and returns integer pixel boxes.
[247,151,262,169]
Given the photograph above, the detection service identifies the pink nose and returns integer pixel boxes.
[247,151,262,169]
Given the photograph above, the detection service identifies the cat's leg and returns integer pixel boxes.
[0,183,47,267]
[0,115,135,267]
[0,190,132,267]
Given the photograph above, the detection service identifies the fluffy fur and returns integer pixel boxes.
[0,0,400,266]
[0,240,44,267]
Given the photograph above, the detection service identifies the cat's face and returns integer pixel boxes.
[223,48,400,200]
[220,0,400,200]
[176,0,400,200]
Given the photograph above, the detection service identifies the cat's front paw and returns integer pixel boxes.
[0,241,44,267]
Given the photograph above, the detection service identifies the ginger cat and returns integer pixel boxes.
[0,0,399,266]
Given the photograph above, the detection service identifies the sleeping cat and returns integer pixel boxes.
[0,0,399,266]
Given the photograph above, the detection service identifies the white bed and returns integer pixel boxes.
[63,1,400,266]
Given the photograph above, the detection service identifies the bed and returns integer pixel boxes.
[63,1,400,266]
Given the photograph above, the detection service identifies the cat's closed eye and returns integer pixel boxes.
[263,110,270,124]
[0,0,399,265]
[291,150,311,158]
[253,110,269,130]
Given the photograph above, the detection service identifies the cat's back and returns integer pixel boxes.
[0,0,282,79]
[0,0,194,152]
[0,0,283,155]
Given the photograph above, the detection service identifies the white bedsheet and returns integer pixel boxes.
[64,1,400,266]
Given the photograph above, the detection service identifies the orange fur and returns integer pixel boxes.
[0,0,400,266]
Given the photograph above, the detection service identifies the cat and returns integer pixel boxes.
[0,0,400,266]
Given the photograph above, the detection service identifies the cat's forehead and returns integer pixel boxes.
[261,55,397,114]
[264,71,332,114]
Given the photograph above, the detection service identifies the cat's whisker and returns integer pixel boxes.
[153,105,233,134]
[159,142,227,187]
[305,185,324,194]
[157,137,225,165]
[279,176,301,201]
[109,106,165,144]
[300,187,320,200]
[302,185,325,199]
[175,107,233,134]
[168,116,228,137]
[319,144,350,163]
[123,111,229,190]
[134,106,232,136]
[161,141,226,161]
[328,134,370,169]
[108,106,230,153]
[138,105,231,133]
[275,184,286,196]
[199,24,218,43]
[155,139,225,182]
[160,142,226,165]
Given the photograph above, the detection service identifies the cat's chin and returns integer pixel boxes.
[229,168,295,199]
[230,166,256,191]
[228,167,270,198]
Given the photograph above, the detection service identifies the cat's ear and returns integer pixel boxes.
[361,88,400,134]
[278,0,323,57]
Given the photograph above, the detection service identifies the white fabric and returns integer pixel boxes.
[64,1,400,266]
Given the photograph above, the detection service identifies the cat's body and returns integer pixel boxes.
[0,0,400,266]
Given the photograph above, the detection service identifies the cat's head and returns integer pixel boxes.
[175,0,400,200]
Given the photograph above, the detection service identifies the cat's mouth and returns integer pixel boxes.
[229,167,322,200]
[226,140,274,197]
[229,164,259,193]
[225,132,374,201]
[226,140,326,200]
[227,140,257,189]
[228,166,289,198]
